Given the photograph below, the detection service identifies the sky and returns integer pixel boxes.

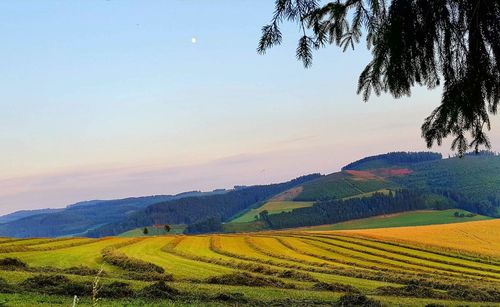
[0,1,499,215]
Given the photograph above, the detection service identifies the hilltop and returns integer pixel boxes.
[1,151,499,238]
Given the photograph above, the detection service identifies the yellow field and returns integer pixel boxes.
[335,219,500,258]
[0,220,499,306]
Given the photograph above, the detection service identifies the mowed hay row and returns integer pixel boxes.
[336,219,500,259]
[245,236,355,270]
[318,233,500,273]
[295,234,500,281]
[170,235,371,289]
[119,237,234,280]
[0,238,53,247]
[0,238,125,270]
[26,237,96,250]
[211,235,397,290]
[0,238,56,251]
[276,235,452,276]
[260,234,500,290]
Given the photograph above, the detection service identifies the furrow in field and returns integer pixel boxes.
[305,235,500,280]
[120,236,234,280]
[161,235,315,286]
[246,236,356,271]
[243,235,494,291]
[0,238,52,247]
[0,238,58,252]
[294,235,499,286]
[328,220,500,260]
[251,235,467,282]
[0,237,121,270]
[328,233,500,270]
[210,235,399,291]
[274,235,444,277]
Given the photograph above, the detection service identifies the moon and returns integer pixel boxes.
[191,37,197,44]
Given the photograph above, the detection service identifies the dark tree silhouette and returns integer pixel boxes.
[143,227,149,235]
[258,0,499,156]
[164,224,171,233]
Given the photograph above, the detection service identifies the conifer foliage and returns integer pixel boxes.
[258,0,499,156]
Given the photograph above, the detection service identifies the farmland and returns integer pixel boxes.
[299,209,491,231]
[229,201,314,223]
[0,220,499,306]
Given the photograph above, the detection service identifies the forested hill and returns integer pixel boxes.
[341,151,442,170]
[265,190,427,229]
[254,153,500,230]
[0,191,228,238]
[86,174,321,237]
[1,151,499,238]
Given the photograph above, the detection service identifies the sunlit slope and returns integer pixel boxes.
[118,224,186,237]
[230,201,314,223]
[226,170,398,229]
[335,219,500,258]
[299,209,491,231]
[294,171,398,201]
[393,155,500,201]
[1,220,499,306]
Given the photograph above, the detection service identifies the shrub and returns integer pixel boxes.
[20,274,92,296]
[98,282,134,298]
[206,272,291,288]
[137,281,180,299]
[0,258,27,269]
[214,292,247,303]
[0,278,13,293]
[336,293,381,307]
[276,270,318,282]
[447,285,500,302]
[376,285,446,299]
[63,266,103,276]
[125,271,174,282]
[313,282,359,293]
[101,248,164,274]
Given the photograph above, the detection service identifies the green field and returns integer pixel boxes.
[229,201,314,223]
[299,209,492,231]
[0,220,499,306]
[293,171,398,201]
[118,224,186,237]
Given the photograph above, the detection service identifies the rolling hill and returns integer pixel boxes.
[1,151,499,238]
[226,152,500,232]
[297,209,492,231]
[0,191,228,238]
[0,220,499,306]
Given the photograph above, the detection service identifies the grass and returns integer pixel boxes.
[0,220,499,306]
[299,209,492,231]
[222,220,268,233]
[229,201,314,223]
[294,171,398,201]
[118,224,186,237]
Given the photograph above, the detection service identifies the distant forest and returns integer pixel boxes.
[87,174,321,237]
[342,152,442,170]
[262,190,427,229]
[260,189,500,230]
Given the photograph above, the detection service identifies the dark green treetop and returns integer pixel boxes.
[258,0,499,156]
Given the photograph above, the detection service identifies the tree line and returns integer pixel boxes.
[341,152,442,170]
[86,174,321,237]
[262,190,427,229]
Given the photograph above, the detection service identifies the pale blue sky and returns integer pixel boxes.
[1,1,498,215]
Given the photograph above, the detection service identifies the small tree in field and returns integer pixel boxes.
[164,224,171,233]
[143,227,149,235]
